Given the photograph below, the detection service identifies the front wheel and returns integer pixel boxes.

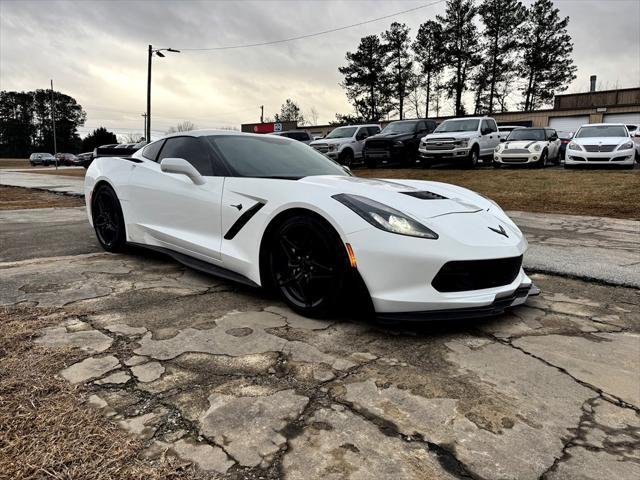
[465,148,479,169]
[535,150,548,168]
[493,161,502,169]
[268,215,348,318]
[91,184,127,252]
[339,149,354,167]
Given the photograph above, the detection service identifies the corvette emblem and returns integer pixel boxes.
[488,224,509,238]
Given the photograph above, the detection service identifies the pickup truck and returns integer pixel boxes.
[309,124,381,166]
[418,117,500,168]
[363,119,436,168]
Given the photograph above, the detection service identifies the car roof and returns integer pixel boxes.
[580,123,626,127]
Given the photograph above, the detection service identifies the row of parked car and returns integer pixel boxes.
[28,141,147,169]
[278,117,639,169]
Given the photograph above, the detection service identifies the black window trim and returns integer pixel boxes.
[142,139,166,161]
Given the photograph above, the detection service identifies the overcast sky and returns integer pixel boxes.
[1,0,639,139]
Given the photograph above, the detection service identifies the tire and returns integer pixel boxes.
[492,161,502,169]
[535,150,548,168]
[564,163,575,169]
[339,149,354,167]
[364,156,378,169]
[91,184,127,252]
[268,214,349,318]
[465,147,479,169]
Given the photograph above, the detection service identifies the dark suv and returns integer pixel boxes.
[363,119,437,167]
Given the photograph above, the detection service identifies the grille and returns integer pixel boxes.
[503,149,530,154]
[425,144,455,151]
[365,139,391,149]
[312,144,329,153]
[584,145,616,152]
[401,191,447,200]
[432,256,523,293]
[586,157,611,162]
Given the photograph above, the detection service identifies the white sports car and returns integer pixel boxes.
[493,128,561,167]
[85,130,537,321]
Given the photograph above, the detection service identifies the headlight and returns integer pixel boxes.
[328,144,338,151]
[457,139,469,147]
[333,194,438,239]
[618,142,634,150]
[532,144,541,151]
[495,144,502,152]
[568,142,582,151]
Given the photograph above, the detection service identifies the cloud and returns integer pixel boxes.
[1,0,638,137]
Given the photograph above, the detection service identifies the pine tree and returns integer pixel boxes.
[339,35,392,121]
[519,0,576,110]
[478,0,526,113]
[381,22,414,120]
[81,127,117,151]
[437,0,481,116]
[412,20,446,118]
[275,99,304,123]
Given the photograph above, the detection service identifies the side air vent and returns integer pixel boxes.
[401,191,448,200]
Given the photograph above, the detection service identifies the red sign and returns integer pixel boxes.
[252,122,283,134]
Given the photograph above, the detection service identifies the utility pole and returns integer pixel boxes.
[141,113,148,141]
[260,105,264,123]
[146,45,152,143]
[50,79,58,170]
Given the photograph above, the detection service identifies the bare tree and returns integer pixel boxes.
[166,120,197,134]
[308,107,320,126]
[118,132,144,143]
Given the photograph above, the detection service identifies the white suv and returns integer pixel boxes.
[309,124,381,166]
[566,123,635,169]
[419,117,500,168]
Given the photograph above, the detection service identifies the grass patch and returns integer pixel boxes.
[0,185,85,210]
[0,307,204,479]
[357,167,640,220]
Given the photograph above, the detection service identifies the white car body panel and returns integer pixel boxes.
[86,130,535,319]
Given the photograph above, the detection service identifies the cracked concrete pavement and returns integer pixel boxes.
[1,202,639,479]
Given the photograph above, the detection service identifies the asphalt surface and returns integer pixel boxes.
[1,198,639,479]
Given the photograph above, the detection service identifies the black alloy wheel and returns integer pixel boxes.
[92,184,126,252]
[269,215,347,317]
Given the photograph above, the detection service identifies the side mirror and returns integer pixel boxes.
[356,133,368,141]
[500,138,507,143]
[160,158,205,185]
[481,128,491,135]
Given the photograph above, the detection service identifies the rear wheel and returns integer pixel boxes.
[268,215,348,317]
[92,184,126,252]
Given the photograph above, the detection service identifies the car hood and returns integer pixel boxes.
[310,138,352,146]
[501,140,546,149]
[299,175,522,245]
[572,136,630,145]
[300,175,487,218]
[367,132,412,141]
[424,131,478,140]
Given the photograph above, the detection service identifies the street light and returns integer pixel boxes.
[146,45,180,142]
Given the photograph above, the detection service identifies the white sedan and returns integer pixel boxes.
[493,128,561,167]
[565,123,636,169]
[85,130,537,321]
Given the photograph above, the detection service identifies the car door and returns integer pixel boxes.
[479,120,492,156]
[126,136,226,262]
[354,127,369,157]
[547,129,560,159]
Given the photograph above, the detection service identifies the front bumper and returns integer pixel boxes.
[418,147,469,160]
[565,148,635,165]
[494,151,540,165]
[377,284,540,321]
[345,220,531,317]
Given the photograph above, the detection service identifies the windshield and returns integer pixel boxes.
[382,121,416,134]
[325,127,356,139]
[575,125,628,138]
[206,135,348,179]
[507,129,546,141]
[434,119,480,133]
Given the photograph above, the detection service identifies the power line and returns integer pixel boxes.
[176,0,446,51]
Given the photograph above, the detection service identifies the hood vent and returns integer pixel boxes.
[401,191,448,200]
